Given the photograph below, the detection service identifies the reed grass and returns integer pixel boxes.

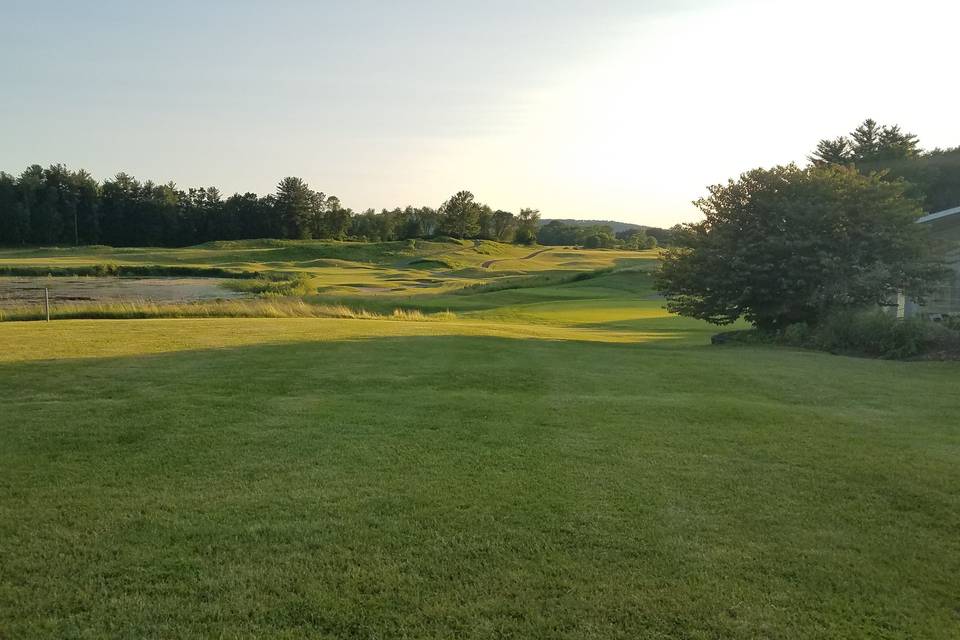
[220,274,313,296]
[0,298,455,322]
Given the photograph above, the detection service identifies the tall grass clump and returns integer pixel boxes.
[221,274,313,296]
[0,299,456,323]
[390,308,456,321]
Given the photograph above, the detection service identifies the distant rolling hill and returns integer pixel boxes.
[541,219,643,234]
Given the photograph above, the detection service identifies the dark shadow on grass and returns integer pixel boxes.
[0,329,672,372]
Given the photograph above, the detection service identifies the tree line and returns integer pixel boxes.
[537,221,659,249]
[0,168,546,247]
[810,119,960,212]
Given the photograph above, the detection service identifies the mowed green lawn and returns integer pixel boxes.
[1,249,959,638]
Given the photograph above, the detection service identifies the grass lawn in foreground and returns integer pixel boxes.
[1,314,958,638]
[1,241,958,638]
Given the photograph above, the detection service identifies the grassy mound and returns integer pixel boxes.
[406,258,457,270]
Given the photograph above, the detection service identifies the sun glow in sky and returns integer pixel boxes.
[2,0,957,226]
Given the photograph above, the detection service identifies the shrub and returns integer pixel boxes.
[710,329,776,346]
[716,311,960,359]
[942,314,960,332]
[806,310,935,359]
[782,322,810,346]
[925,319,960,355]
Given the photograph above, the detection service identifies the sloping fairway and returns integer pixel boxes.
[0,240,652,299]
[1,244,959,638]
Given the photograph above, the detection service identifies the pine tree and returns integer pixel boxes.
[275,177,315,239]
[850,118,882,162]
[876,125,920,161]
[810,137,852,166]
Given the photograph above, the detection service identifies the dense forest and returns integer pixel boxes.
[0,166,671,250]
[0,167,663,249]
[0,170,548,248]
[1,120,955,249]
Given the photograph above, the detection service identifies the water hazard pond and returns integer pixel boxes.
[0,276,248,309]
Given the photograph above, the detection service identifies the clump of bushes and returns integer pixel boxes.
[717,310,960,359]
[805,310,958,358]
[784,312,929,359]
[941,314,960,332]
[221,274,312,296]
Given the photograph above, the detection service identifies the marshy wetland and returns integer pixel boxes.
[0,276,246,309]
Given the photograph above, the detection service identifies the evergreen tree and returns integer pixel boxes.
[876,125,920,161]
[71,169,100,245]
[0,172,22,244]
[275,177,314,239]
[810,137,852,166]
[850,118,882,162]
[808,119,954,212]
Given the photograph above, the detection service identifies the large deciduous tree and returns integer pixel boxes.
[491,210,517,242]
[515,208,540,245]
[439,191,481,239]
[655,164,946,331]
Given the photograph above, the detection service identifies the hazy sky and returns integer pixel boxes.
[2,0,957,226]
